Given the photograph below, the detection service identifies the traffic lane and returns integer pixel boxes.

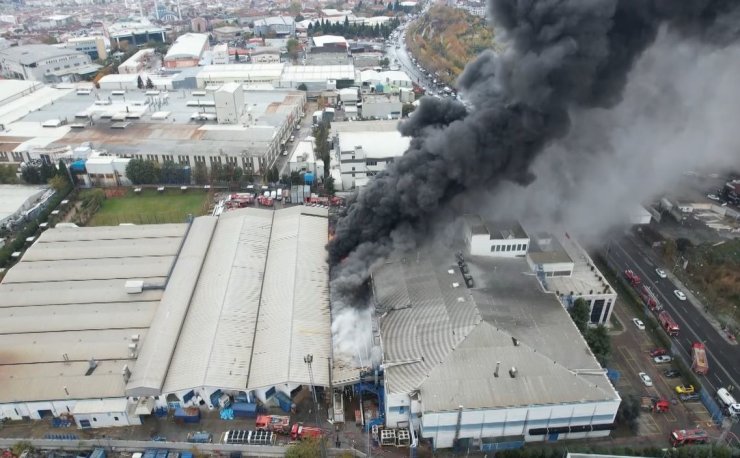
[617,237,739,385]
[608,240,738,395]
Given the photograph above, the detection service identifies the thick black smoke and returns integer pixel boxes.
[328,0,740,361]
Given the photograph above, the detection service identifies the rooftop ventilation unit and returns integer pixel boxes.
[122,365,131,383]
[131,334,140,342]
[85,358,98,376]
[512,337,520,346]
[128,343,138,351]
[494,361,501,378]
[125,280,144,294]
[452,282,460,288]
[509,367,518,378]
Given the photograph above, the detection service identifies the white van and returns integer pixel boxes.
[270,190,277,199]
[276,188,283,201]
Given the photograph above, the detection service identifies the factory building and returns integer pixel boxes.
[464,216,530,258]
[106,20,166,49]
[369,248,621,450]
[252,16,296,38]
[331,120,410,190]
[280,64,357,92]
[195,63,285,89]
[0,206,331,426]
[164,33,209,69]
[65,36,108,61]
[0,45,100,83]
[117,49,155,75]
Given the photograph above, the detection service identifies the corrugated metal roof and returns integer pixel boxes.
[126,217,217,396]
[0,223,188,403]
[163,206,331,394]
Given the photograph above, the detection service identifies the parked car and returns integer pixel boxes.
[680,393,701,402]
[675,384,695,394]
[654,355,673,364]
[674,290,687,301]
[639,372,653,387]
[707,194,721,201]
[633,318,646,330]
[663,369,681,378]
[655,268,667,278]
[650,348,668,357]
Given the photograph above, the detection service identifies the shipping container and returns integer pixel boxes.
[274,391,292,413]
[232,402,258,418]
[174,407,201,423]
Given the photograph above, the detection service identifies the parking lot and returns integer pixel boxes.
[608,299,717,443]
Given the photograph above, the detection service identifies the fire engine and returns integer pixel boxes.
[638,285,661,311]
[670,428,708,446]
[624,269,642,287]
[290,423,324,441]
[658,311,680,336]
[257,195,274,207]
[255,415,290,434]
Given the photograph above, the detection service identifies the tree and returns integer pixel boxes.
[286,38,300,60]
[0,164,19,184]
[297,83,308,91]
[137,75,144,89]
[663,239,677,263]
[160,161,186,184]
[289,0,302,15]
[267,165,280,183]
[21,165,42,184]
[324,175,336,195]
[290,170,302,185]
[295,13,305,22]
[234,50,240,62]
[146,77,154,90]
[313,122,332,179]
[193,162,208,185]
[285,437,322,458]
[379,57,390,68]
[48,175,69,193]
[209,162,224,184]
[402,103,416,117]
[585,325,611,367]
[125,158,160,184]
[569,298,590,333]
[57,159,70,181]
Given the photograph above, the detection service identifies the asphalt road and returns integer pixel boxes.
[605,236,740,434]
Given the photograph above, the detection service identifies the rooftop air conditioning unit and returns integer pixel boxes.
[125,280,144,294]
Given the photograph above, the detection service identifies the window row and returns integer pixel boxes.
[491,243,527,253]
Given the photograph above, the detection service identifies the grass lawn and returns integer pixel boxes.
[87,189,210,226]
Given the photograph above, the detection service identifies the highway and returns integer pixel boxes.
[605,236,740,434]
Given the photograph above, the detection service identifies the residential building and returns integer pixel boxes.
[0,44,99,83]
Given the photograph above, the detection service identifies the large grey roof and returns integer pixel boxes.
[374,251,619,412]
[163,206,332,394]
[0,223,187,403]
[0,44,85,65]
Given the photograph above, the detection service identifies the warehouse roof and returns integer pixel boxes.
[162,206,332,394]
[374,250,619,412]
[281,64,355,82]
[0,44,84,65]
[0,223,188,403]
[336,130,410,159]
[165,33,209,60]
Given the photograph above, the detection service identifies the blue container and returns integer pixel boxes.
[304,172,314,185]
[180,454,194,458]
[90,449,106,458]
[231,402,258,418]
[174,407,201,424]
[274,392,292,413]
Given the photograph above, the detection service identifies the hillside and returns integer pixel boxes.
[405,5,496,85]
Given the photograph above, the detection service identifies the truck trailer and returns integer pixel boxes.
[691,342,709,375]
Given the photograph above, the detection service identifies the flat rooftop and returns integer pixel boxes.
[373,248,618,412]
[0,185,48,223]
[0,224,188,403]
[538,233,615,297]
[465,214,528,239]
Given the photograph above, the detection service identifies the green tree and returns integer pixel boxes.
[569,298,590,333]
[286,38,300,60]
[160,160,186,184]
[290,170,302,185]
[210,162,224,184]
[324,176,335,195]
[267,165,280,183]
[285,437,322,458]
[21,165,42,184]
[137,75,144,89]
[0,164,19,184]
[193,162,208,185]
[402,103,416,117]
[297,83,308,91]
[125,158,160,184]
[313,122,332,179]
[48,175,69,193]
[234,51,240,62]
[289,0,302,15]
[585,325,611,367]
[379,57,390,67]
[146,77,154,89]
[295,14,305,22]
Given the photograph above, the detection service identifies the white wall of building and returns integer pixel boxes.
[467,233,530,258]
[361,99,402,120]
[214,83,244,124]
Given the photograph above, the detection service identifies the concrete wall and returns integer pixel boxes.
[74,410,141,428]
[469,234,529,258]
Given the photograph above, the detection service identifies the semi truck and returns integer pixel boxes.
[691,342,709,375]
[658,311,680,336]
[670,428,709,447]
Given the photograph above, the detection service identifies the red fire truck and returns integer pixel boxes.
[290,424,324,441]
[624,269,642,287]
[658,311,680,336]
[255,415,290,434]
[670,428,709,446]
[638,285,661,311]
[257,195,274,207]
[691,342,709,375]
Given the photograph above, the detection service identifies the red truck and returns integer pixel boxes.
[255,415,290,434]
[658,311,680,336]
[638,285,661,311]
[691,342,709,375]
[624,269,641,287]
[258,195,274,207]
[290,424,323,441]
[670,428,709,447]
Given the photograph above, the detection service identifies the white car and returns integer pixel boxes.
[639,372,653,387]
[653,355,673,364]
[632,318,645,330]
[707,194,721,201]
[655,268,667,278]
[674,290,687,301]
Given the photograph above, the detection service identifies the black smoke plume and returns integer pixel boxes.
[328,0,740,361]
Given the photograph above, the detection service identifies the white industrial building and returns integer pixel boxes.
[0,185,52,230]
[65,36,108,61]
[288,137,324,178]
[0,206,332,426]
[106,20,166,49]
[280,64,356,92]
[252,16,296,38]
[361,94,403,120]
[360,69,413,91]
[371,248,621,450]
[331,120,410,190]
[118,48,155,75]
[463,216,617,326]
[196,63,285,89]
[211,43,230,65]
[213,82,244,124]
[0,44,100,83]
[164,33,209,68]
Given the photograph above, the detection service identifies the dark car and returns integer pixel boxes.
[663,369,681,378]
[680,393,701,402]
[649,348,668,357]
